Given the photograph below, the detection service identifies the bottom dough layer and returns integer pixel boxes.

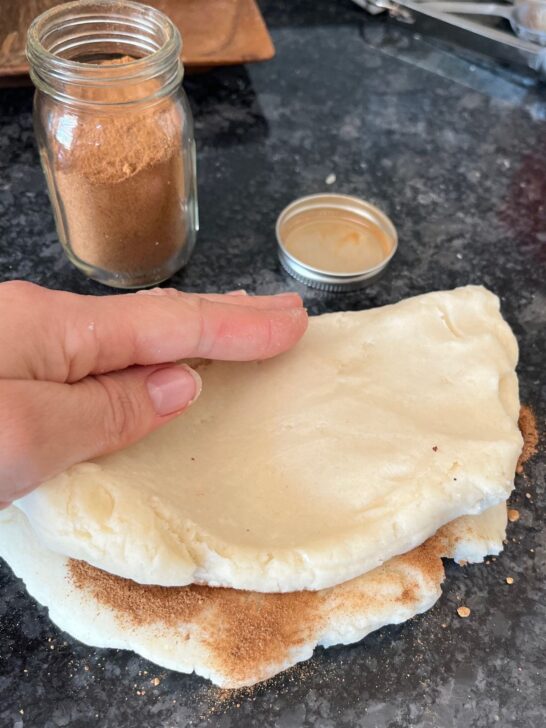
[0,504,506,688]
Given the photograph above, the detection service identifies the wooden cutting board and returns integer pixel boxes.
[0,0,275,84]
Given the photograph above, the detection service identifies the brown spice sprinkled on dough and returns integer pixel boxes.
[517,405,539,474]
[66,501,489,687]
[69,559,322,685]
[203,589,320,684]
[396,536,445,586]
[397,585,418,604]
[507,509,520,523]
[68,532,451,686]
[69,559,208,627]
[457,606,471,618]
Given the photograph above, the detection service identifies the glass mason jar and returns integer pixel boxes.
[27,0,198,289]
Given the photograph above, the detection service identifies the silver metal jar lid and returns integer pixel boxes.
[276,193,398,292]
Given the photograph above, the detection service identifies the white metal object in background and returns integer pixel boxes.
[351,0,546,74]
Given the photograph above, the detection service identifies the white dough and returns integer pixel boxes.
[14,286,521,591]
[0,504,507,688]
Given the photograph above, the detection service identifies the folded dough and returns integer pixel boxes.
[14,286,521,591]
[0,503,507,688]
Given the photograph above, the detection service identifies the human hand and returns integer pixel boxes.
[0,281,307,506]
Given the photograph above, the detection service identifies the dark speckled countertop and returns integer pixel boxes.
[0,1,545,726]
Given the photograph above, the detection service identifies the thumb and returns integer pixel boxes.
[0,364,202,504]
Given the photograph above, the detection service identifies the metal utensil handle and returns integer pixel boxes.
[419,1,513,17]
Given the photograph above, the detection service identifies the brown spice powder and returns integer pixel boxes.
[396,534,445,584]
[70,559,208,626]
[68,532,448,686]
[517,405,539,474]
[68,559,321,685]
[202,589,320,684]
[51,58,189,280]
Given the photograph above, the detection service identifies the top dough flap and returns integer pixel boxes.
[15,286,522,592]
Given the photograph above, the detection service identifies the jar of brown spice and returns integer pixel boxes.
[27,0,198,288]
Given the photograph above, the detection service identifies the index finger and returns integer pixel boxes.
[1,284,308,383]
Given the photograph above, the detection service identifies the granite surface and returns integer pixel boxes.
[0,1,545,726]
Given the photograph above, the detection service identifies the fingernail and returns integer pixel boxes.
[147,365,202,416]
[226,289,248,296]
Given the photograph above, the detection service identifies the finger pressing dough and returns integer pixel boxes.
[14,286,521,591]
[0,504,507,688]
